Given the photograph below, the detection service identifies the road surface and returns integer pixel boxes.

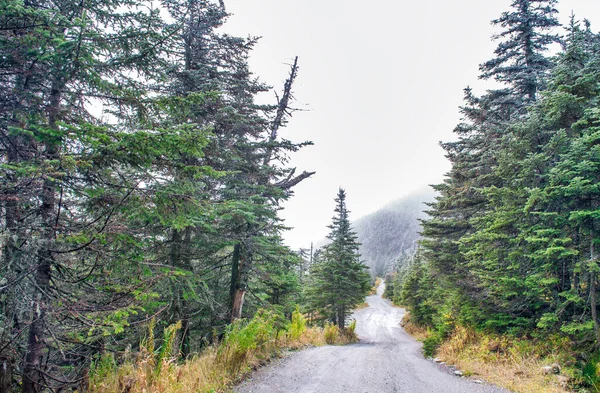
[235,283,510,393]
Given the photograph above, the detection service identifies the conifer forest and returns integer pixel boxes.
[2,0,600,392]
[385,0,600,389]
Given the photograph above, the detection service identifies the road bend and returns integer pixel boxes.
[235,283,509,393]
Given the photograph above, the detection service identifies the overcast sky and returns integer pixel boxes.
[221,0,600,250]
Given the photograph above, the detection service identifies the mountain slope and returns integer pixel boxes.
[353,189,435,277]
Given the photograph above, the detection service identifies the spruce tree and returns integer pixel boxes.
[416,16,600,342]
[459,17,600,332]
[420,0,562,329]
[0,0,314,390]
[305,189,370,328]
[522,23,600,341]
[0,1,177,390]
[480,0,562,103]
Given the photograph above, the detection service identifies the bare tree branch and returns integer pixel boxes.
[263,56,299,166]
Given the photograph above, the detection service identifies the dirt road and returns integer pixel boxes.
[235,284,509,393]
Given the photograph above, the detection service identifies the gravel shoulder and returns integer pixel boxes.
[235,284,510,393]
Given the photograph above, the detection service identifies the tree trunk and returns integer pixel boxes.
[180,227,192,358]
[22,157,56,393]
[230,241,252,321]
[231,289,246,322]
[22,261,51,393]
[2,177,18,393]
[23,84,61,393]
[0,357,12,393]
[169,227,194,358]
[180,316,191,359]
[169,228,183,356]
[228,243,241,321]
[337,309,345,329]
[590,231,600,347]
[1,95,25,393]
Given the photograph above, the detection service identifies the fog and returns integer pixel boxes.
[222,0,600,250]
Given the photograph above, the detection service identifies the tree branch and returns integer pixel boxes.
[275,170,316,190]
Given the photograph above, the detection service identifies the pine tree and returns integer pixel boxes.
[418,15,600,342]
[420,0,563,332]
[0,1,179,390]
[459,17,600,332]
[522,23,600,341]
[0,0,314,390]
[480,0,562,104]
[305,189,370,328]
[163,1,315,325]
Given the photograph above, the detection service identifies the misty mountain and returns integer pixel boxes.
[353,189,436,277]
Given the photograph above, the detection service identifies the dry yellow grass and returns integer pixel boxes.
[282,326,326,349]
[434,326,571,393]
[98,347,228,393]
[354,302,369,310]
[400,314,430,341]
[368,278,382,295]
[87,324,354,393]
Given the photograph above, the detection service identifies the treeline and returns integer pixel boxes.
[387,0,600,360]
[0,0,315,391]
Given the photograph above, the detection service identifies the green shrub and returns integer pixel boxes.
[581,352,600,389]
[287,306,307,340]
[423,331,443,357]
[216,308,289,373]
[341,319,359,343]
[221,310,277,353]
[89,353,117,383]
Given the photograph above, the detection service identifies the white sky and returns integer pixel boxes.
[221,0,600,250]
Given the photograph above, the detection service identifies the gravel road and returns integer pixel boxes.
[235,283,510,393]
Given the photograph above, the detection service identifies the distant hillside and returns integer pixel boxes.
[353,189,435,277]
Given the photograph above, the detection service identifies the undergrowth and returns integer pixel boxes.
[354,302,369,310]
[403,316,583,393]
[437,326,578,393]
[87,308,356,393]
[401,314,429,341]
[324,320,358,345]
[368,277,382,295]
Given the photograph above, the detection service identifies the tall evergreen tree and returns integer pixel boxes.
[305,189,370,328]
[421,0,563,332]
[457,16,600,332]
[163,0,315,324]
[0,0,314,390]
[521,21,600,342]
[412,15,600,351]
[0,0,180,390]
[480,0,562,103]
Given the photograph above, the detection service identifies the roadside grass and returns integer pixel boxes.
[354,302,369,310]
[368,277,383,295]
[436,326,574,393]
[402,320,576,393]
[400,314,430,341]
[88,309,356,393]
